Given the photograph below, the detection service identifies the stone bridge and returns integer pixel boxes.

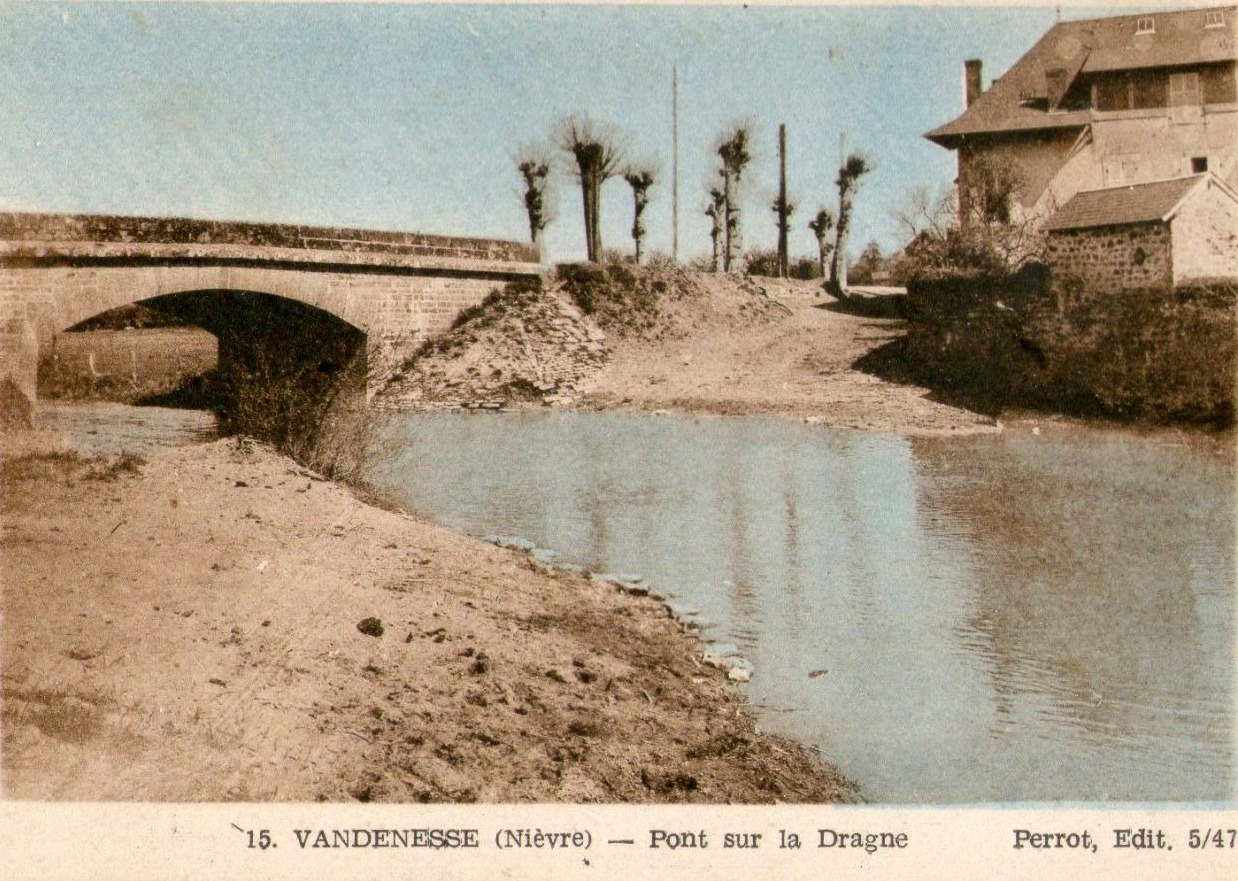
[0,212,541,425]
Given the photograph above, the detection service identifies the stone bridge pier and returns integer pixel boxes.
[0,213,541,437]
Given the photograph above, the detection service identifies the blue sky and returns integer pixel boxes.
[0,3,1144,263]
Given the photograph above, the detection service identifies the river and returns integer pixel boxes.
[26,402,1236,804]
[365,410,1235,805]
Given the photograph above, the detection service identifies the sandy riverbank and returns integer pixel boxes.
[1,436,855,803]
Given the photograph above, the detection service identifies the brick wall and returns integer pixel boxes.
[1046,222,1173,289]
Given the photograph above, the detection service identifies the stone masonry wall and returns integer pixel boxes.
[0,263,514,403]
[0,212,538,265]
[1046,222,1173,290]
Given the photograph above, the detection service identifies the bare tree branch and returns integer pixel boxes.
[554,113,627,262]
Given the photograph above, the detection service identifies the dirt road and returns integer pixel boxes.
[380,270,998,436]
[582,276,996,434]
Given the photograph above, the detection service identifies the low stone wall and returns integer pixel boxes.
[1046,222,1172,290]
[0,212,537,265]
[904,270,1237,425]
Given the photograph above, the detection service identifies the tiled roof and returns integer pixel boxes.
[926,6,1237,145]
[1043,175,1209,231]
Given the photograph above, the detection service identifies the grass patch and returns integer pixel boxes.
[2,683,114,745]
[556,262,688,337]
[83,451,146,481]
[1,450,145,483]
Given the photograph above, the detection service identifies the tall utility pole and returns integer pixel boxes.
[777,123,788,278]
[672,65,680,263]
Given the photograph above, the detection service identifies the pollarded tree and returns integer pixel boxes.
[623,165,656,266]
[829,152,873,295]
[770,192,796,277]
[555,113,626,263]
[716,123,753,272]
[808,207,835,281]
[514,143,555,256]
[705,185,726,272]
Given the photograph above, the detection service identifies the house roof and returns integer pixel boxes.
[926,6,1238,146]
[1043,173,1237,231]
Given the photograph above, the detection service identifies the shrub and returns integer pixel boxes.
[904,262,1050,326]
[743,248,780,277]
[684,254,716,273]
[0,378,33,429]
[1040,280,1237,425]
[789,256,821,280]
[902,268,1236,426]
[555,262,671,335]
[742,249,824,279]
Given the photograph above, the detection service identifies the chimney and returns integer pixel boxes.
[965,59,984,108]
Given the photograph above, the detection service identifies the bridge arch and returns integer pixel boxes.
[1,211,542,432]
[48,287,370,459]
[44,265,373,340]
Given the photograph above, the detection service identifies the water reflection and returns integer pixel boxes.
[910,432,1234,801]
[366,412,1234,803]
[32,401,217,456]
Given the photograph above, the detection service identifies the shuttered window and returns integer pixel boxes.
[1170,72,1202,122]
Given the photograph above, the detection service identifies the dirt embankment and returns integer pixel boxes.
[377,265,996,436]
[1,440,855,803]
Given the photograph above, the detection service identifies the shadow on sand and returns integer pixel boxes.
[815,288,907,320]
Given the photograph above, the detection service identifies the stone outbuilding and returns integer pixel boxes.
[1044,173,1238,288]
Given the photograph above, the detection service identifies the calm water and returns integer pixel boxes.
[32,401,218,456]
[365,411,1236,804]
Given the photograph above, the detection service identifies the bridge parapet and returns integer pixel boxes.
[0,212,541,277]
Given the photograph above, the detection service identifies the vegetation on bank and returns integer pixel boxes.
[896,270,1236,427]
[863,160,1236,429]
[2,449,146,483]
[556,261,691,337]
[37,325,218,405]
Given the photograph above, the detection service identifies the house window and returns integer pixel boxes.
[1136,17,1155,35]
[1205,10,1225,28]
[1202,64,1238,104]
[1192,156,1209,173]
[1170,72,1202,122]
[1095,75,1132,110]
[1131,70,1167,109]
